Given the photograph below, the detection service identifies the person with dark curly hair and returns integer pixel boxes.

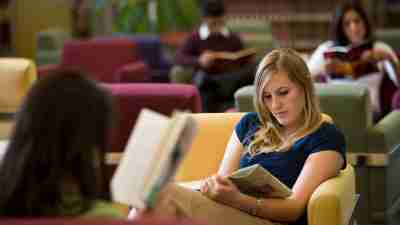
[0,70,124,218]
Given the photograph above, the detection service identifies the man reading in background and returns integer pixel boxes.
[175,0,255,112]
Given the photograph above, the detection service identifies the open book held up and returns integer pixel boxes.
[323,41,373,62]
[179,164,292,199]
[111,109,197,209]
[205,48,258,74]
[213,48,259,61]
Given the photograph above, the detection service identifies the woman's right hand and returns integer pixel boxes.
[361,49,393,62]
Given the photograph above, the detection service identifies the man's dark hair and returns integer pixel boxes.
[0,70,114,216]
[201,0,225,17]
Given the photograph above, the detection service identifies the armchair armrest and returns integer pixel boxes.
[373,110,400,151]
[308,164,357,225]
[38,64,60,79]
[114,61,150,83]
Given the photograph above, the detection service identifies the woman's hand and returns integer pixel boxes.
[200,175,242,207]
[361,49,393,62]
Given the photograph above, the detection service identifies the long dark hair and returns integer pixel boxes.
[0,70,114,217]
[331,0,374,46]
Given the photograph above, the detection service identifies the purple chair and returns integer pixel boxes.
[129,35,172,83]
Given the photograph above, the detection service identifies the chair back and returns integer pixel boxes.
[175,113,244,181]
[61,38,142,82]
[105,83,202,154]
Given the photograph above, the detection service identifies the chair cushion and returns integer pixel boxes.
[61,38,145,83]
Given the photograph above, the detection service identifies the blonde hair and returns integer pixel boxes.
[248,48,322,156]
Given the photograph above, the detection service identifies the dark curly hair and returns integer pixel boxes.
[0,70,114,217]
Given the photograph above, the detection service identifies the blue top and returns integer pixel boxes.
[235,112,346,225]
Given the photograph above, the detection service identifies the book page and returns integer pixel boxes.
[111,109,170,208]
[229,164,292,198]
[142,112,197,208]
[214,48,258,61]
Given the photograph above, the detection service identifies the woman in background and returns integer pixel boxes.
[0,70,124,218]
[308,0,399,117]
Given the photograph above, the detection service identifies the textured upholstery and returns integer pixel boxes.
[175,112,357,225]
[234,83,400,224]
[38,38,149,83]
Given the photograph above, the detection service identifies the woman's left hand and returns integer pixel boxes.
[362,49,393,62]
[201,175,242,207]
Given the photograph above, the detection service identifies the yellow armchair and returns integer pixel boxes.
[175,112,357,225]
[0,58,37,138]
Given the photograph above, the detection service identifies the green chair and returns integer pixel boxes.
[376,29,400,51]
[234,83,400,225]
[35,28,71,66]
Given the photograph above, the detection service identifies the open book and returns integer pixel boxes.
[229,164,292,198]
[324,41,373,62]
[179,164,292,199]
[111,109,197,209]
[213,48,258,61]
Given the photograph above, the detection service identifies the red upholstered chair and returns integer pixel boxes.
[38,38,150,83]
[103,83,201,182]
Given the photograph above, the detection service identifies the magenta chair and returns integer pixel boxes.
[103,83,201,182]
[38,38,150,83]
